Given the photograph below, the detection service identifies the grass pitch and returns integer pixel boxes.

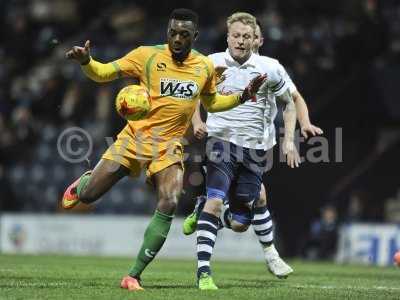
[0,254,399,299]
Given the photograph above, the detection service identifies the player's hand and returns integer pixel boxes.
[215,66,228,85]
[193,121,207,139]
[282,139,300,168]
[301,123,323,139]
[240,74,267,103]
[65,40,91,65]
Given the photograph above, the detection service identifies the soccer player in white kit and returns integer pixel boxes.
[184,12,300,290]
[185,13,323,290]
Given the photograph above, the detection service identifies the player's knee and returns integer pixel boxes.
[156,180,182,214]
[157,196,178,215]
[155,165,183,213]
[203,198,223,217]
[256,195,267,207]
[231,221,249,232]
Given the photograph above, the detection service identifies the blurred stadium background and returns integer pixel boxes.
[0,0,399,264]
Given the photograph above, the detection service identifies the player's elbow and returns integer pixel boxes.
[86,75,111,83]
[292,90,302,102]
[283,102,296,115]
[201,95,219,113]
[89,78,104,83]
[200,100,215,113]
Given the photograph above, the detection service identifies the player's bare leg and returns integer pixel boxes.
[123,164,183,291]
[202,198,223,219]
[62,159,129,209]
[153,163,183,215]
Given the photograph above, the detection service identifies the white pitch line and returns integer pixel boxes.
[291,284,400,292]
[12,282,70,287]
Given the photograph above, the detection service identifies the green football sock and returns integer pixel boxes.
[129,210,173,278]
[76,173,91,198]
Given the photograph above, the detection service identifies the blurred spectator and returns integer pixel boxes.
[384,188,400,223]
[343,189,367,222]
[303,205,339,260]
[3,9,35,74]
[0,164,18,211]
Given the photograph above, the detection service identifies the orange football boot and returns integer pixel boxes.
[120,276,144,291]
[61,171,91,209]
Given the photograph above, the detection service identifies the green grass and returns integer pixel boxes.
[0,254,399,299]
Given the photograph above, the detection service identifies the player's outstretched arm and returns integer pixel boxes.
[278,89,301,168]
[292,90,323,138]
[65,40,119,83]
[201,74,267,113]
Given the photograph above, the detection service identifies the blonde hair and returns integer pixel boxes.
[226,12,256,32]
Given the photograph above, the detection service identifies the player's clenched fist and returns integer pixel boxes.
[65,40,91,65]
[193,121,207,140]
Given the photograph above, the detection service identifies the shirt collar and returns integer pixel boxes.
[224,48,257,68]
[165,44,195,64]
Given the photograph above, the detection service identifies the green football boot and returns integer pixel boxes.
[182,196,207,235]
[198,272,218,290]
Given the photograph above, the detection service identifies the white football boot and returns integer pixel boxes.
[264,244,294,279]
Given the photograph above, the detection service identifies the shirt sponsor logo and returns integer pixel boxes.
[157,62,167,71]
[160,78,198,99]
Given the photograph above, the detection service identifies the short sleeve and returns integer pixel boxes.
[278,63,297,94]
[200,58,217,96]
[265,62,290,97]
[113,46,146,78]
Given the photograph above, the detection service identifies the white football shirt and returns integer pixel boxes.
[206,49,296,150]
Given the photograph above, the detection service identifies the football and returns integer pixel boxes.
[394,250,400,266]
[115,85,151,121]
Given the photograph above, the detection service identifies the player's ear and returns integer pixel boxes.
[260,36,264,47]
[193,30,199,41]
[166,20,172,36]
